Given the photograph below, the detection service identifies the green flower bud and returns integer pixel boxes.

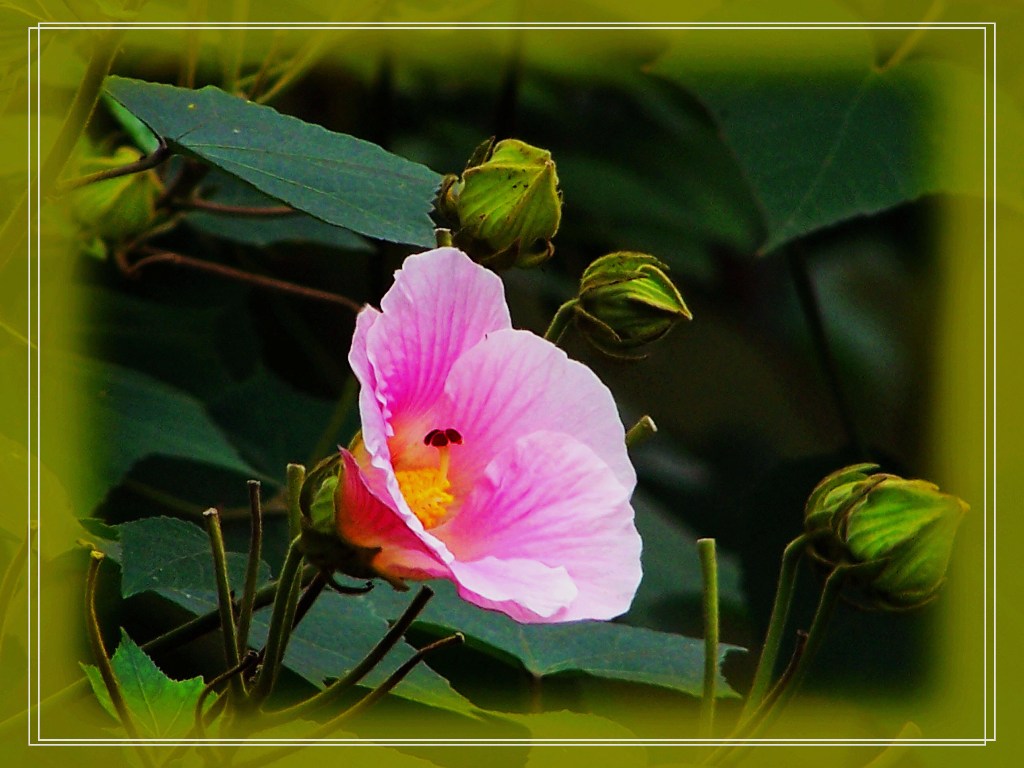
[71,146,161,249]
[437,137,561,270]
[804,464,968,610]
[573,252,692,357]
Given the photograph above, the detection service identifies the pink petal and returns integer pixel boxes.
[336,450,450,581]
[434,431,642,622]
[365,247,511,455]
[448,556,578,622]
[348,249,511,536]
[435,329,636,497]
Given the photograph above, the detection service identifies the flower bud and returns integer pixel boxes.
[573,252,692,357]
[436,138,561,270]
[804,464,968,610]
[297,453,386,583]
[71,146,161,249]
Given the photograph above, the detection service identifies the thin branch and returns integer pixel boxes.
[235,481,264,658]
[121,246,362,312]
[57,138,170,193]
[697,538,719,739]
[173,198,295,217]
[85,553,155,768]
[319,633,465,727]
[202,509,244,701]
[194,651,259,739]
[240,633,464,768]
[258,585,434,726]
[290,571,328,630]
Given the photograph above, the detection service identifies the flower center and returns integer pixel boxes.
[395,428,462,529]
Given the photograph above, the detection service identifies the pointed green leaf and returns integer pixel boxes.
[651,37,985,254]
[104,76,441,246]
[83,629,204,738]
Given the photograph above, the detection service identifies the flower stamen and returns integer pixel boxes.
[397,428,463,528]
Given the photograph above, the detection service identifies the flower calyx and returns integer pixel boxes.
[573,251,692,358]
[297,453,401,589]
[803,463,968,611]
[436,137,562,270]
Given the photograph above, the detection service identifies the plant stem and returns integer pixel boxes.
[749,566,850,736]
[543,299,578,344]
[250,536,305,705]
[235,482,264,658]
[285,463,305,544]
[202,509,244,701]
[122,247,363,312]
[85,553,154,767]
[0,567,315,735]
[290,571,327,630]
[258,585,434,726]
[173,198,295,216]
[697,538,719,739]
[703,631,808,766]
[0,29,123,272]
[84,553,136,735]
[738,533,809,723]
[625,415,657,448]
[318,633,464,727]
[786,247,866,458]
[238,634,464,768]
[57,139,170,192]
[194,651,259,738]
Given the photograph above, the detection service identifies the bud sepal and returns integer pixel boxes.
[437,137,562,270]
[803,464,968,611]
[574,251,692,358]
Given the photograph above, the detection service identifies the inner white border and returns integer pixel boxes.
[23,20,997,748]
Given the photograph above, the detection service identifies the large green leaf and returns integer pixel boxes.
[82,629,205,738]
[650,35,984,254]
[364,581,741,699]
[46,355,262,512]
[111,517,475,718]
[104,76,442,247]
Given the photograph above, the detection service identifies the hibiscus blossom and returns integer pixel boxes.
[337,247,642,623]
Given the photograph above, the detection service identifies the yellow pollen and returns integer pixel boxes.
[396,447,454,528]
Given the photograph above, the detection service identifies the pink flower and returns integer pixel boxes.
[338,247,641,623]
